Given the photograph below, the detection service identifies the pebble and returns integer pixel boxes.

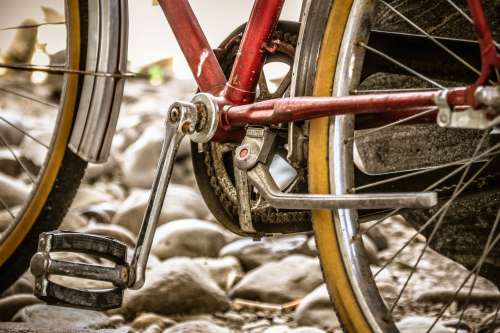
[163,320,230,333]
[294,284,340,331]
[219,235,313,271]
[112,185,210,234]
[0,173,30,208]
[230,255,323,303]
[119,258,230,319]
[193,256,243,290]
[152,219,228,260]
[0,294,42,321]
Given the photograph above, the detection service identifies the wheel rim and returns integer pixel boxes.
[0,1,81,266]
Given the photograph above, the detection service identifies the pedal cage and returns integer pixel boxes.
[30,231,129,310]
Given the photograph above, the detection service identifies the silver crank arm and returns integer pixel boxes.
[247,160,437,210]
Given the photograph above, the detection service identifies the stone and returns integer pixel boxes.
[193,256,243,290]
[80,202,119,224]
[360,223,389,251]
[289,327,326,333]
[3,19,38,68]
[396,316,458,333]
[0,148,22,176]
[163,320,230,333]
[229,255,323,303]
[294,284,340,331]
[362,234,380,266]
[12,304,111,329]
[0,173,30,207]
[0,206,20,233]
[152,219,228,260]
[84,155,119,181]
[130,313,175,331]
[1,271,34,297]
[112,185,210,234]
[0,294,42,321]
[219,235,313,271]
[70,185,114,211]
[58,210,88,231]
[80,222,136,247]
[19,130,51,167]
[0,115,25,147]
[120,126,165,189]
[119,258,230,318]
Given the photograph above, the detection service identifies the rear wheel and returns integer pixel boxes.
[302,0,500,332]
[0,1,125,292]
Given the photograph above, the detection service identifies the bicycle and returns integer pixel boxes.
[0,0,499,332]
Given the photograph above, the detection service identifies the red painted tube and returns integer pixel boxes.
[158,0,226,94]
[223,0,285,104]
[223,88,467,127]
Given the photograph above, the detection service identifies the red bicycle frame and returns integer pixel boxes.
[158,0,499,142]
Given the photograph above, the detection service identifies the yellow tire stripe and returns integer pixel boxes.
[0,1,81,266]
[309,0,373,332]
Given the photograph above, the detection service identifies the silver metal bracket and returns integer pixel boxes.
[436,88,500,129]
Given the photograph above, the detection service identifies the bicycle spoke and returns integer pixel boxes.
[0,115,49,149]
[454,208,500,332]
[374,155,494,278]
[347,107,437,142]
[0,87,58,109]
[0,132,36,183]
[387,131,488,311]
[443,0,473,24]
[0,197,15,220]
[359,42,445,89]
[0,62,139,79]
[0,21,65,31]
[426,231,500,332]
[379,0,482,77]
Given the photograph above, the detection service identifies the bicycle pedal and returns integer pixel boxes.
[30,231,129,310]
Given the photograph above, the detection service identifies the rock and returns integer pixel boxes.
[307,237,317,256]
[58,210,88,231]
[219,235,312,271]
[263,325,290,333]
[112,185,210,234]
[120,126,165,188]
[84,155,119,181]
[1,271,34,297]
[0,173,30,207]
[193,256,243,290]
[230,255,323,303]
[163,320,230,333]
[19,130,51,167]
[289,327,326,333]
[41,6,65,23]
[120,258,229,318]
[0,206,20,233]
[4,19,38,66]
[0,294,42,321]
[294,284,340,331]
[0,148,22,176]
[0,115,25,147]
[396,316,459,333]
[70,185,114,211]
[131,313,176,332]
[80,202,119,224]
[360,224,389,251]
[152,219,228,260]
[80,222,136,247]
[12,304,111,329]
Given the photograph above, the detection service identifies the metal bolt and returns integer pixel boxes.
[170,107,180,122]
[439,113,449,124]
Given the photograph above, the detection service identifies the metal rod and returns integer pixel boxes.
[223,0,285,104]
[128,122,184,289]
[223,88,467,127]
[157,0,226,94]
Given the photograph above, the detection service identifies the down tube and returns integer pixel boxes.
[158,0,226,94]
[223,0,286,104]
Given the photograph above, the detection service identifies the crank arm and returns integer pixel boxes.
[127,114,185,289]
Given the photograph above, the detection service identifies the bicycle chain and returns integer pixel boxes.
[200,28,311,227]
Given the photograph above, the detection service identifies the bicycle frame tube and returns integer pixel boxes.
[158,0,498,141]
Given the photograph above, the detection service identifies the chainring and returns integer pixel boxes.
[191,21,312,237]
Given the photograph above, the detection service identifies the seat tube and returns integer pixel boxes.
[223,0,286,104]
